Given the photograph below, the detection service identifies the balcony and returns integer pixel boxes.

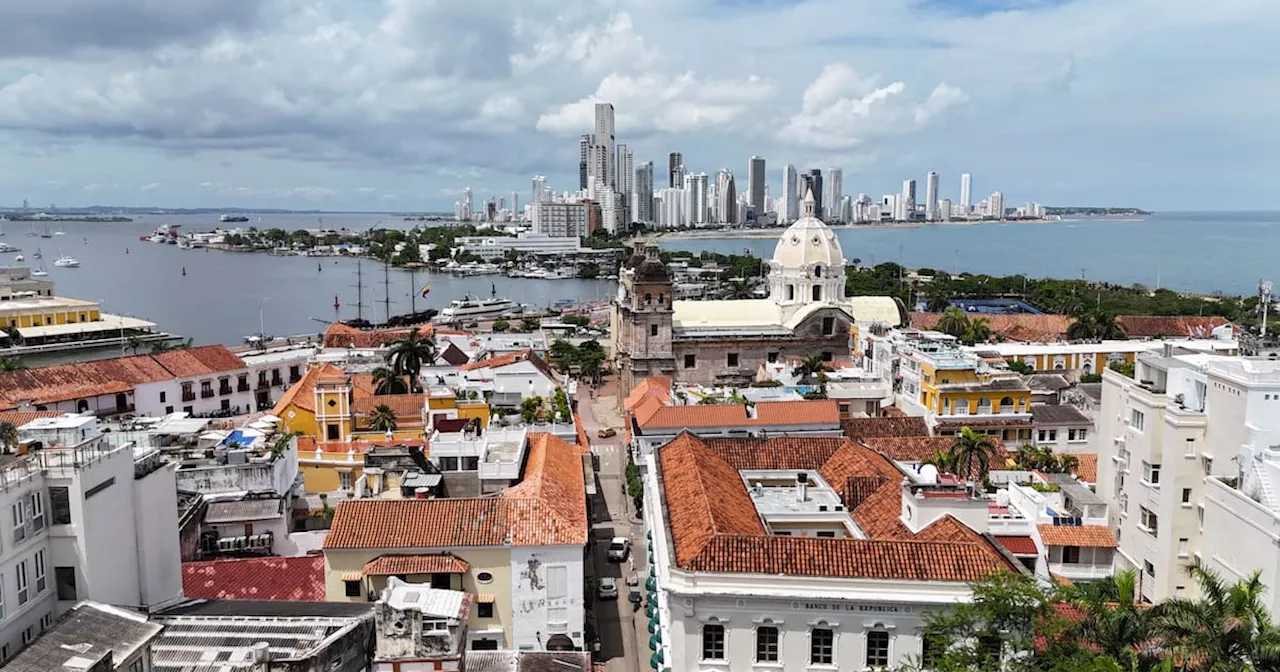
[256,378,271,390]
[237,381,251,393]
[182,392,196,403]
[219,386,233,396]
[201,389,215,399]
[1050,562,1114,580]
[271,375,284,387]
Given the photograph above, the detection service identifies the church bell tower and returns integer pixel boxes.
[611,241,676,400]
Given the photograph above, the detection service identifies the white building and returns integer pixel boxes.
[531,202,590,238]
[925,171,939,221]
[684,173,709,226]
[456,234,582,260]
[0,414,183,662]
[456,350,565,407]
[959,173,972,214]
[634,161,655,224]
[780,164,799,223]
[1098,349,1258,604]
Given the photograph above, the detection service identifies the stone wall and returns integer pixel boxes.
[672,336,851,386]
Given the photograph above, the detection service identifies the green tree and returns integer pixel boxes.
[578,263,600,279]
[492,319,510,332]
[0,422,16,454]
[150,338,193,352]
[965,316,993,345]
[923,449,959,475]
[1066,570,1154,671]
[520,317,542,332]
[371,366,408,395]
[936,306,972,339]
[2,326,21,346]
[1007,360,1035,375]
[950,427,1001,484]
[548,339,579,371]
[126,335,143,356]
[521,396,543,423]
[386,330,436,392]
[791,355,827,384]
[368,404,398,432]
[1153,566,1280,671]
[723,280,754,300]
[268,430,303,459]
[0,357,24,372]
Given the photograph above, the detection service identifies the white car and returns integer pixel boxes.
[597,577,619,600]
[606,537,631,562]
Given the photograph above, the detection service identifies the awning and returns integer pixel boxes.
[476,594,496,604]
[199,431,230,441]
[249,420,275,430]
[16,314,156,339]
[259,414,282,423]
[340,571,363,581]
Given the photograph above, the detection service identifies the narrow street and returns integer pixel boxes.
[578,375,647,672]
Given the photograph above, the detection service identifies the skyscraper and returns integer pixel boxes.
[808,169,824,219]
[634,162,655,224]
[616,144,633,224]
[668,153,683,189]
[684,173,709,225]
[825,168,843,223]
[594,103,615,188]
[510,191,518,218]
[532,175,546,204]
[960,173,972,214]
[716,169,737,225]
[925,171,939,221]
[781,164,799,222]
[798,173,814,214]
[901,179,917,220]
[578,136,591,190]
[747,156,766,221]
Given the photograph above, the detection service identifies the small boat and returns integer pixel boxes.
[53,250,79,267]
[54,226,65,236]
[32,247,42,260]
[182,266,187,277]
[40,223,52,239]
[13,255,22,262]
[31,254,47,276]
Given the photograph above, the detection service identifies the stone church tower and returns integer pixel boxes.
[611,242,676,398]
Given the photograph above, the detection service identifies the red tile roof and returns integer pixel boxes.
[637,400,841,431]
[362,554,469,576]
[861,436,1011,464]
[1115,316,1232,339]
[657,433,1015,581]
[272,364,343,416]
[182,556,324,601]
[149,345,247,377]
[353,394,426,421]
[0,410,63,427]
[296,436,427,455]
[322,323,436,349]
[324,433,586,550]
[911,313,1073,343]
[1073,454,1098,483]
[623,376,672,412]
[753,400,840,425]
[1037,524,1118,548]
[995,535,1040,556]
[459,349,557,382]
[841,416,930,440]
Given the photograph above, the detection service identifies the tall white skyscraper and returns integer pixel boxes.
[463,188,473,221]
[594,103,615,188]
[531,176,546,204]
[634,162,654,224]
[578,136,591,190]
[901,180,916,220]
[960,173,972,214]
[684,173,709,225]
[747,156,766,221]
[825,168,843,222]
[780,164,799,222]
[989,191,1005,220]
[925,171,939,221]
[510,191,518,217]
[616,144,633,224]
[715,169,737,224]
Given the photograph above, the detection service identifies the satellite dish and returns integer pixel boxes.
[918,464,939,484]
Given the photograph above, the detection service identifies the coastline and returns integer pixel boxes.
[647,216,1145,241]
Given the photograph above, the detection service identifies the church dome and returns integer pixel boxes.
[771,190,845,271]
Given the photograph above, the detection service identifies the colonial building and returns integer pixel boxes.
[613,189,904,398]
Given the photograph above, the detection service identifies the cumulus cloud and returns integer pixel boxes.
[778,63,968,151]
[536,72,773,137]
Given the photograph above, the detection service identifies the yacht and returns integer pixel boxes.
[150,223,181,244]
[53,251,80,268]
[0,242,17,253]
[436,297,523,323]
[31,253,47,276]
[219,214,250,223]
[53,225,65,236]
[13,255,22,262]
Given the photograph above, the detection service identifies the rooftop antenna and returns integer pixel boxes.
[1260,279,1272,338]
[350,257,367,321]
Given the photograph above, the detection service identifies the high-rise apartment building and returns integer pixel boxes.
[668,153,683,189]
[989,191,1005,219]
[532,201,591,238]
[825,168,843,222]
[532,176,546,205]
[960,173,972,214]
[715,169,737,225]
[807,169,824,219]
[634,162,655,224]
[747,156,766,221]
[594,103,615,189]
[684,173,709,225]
[901,180,916,220]
[616,144,633,224]
[578,135,591,190]
[925,171,939,221]
[780,165,799,222]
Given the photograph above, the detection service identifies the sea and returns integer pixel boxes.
[6,211,1276,349]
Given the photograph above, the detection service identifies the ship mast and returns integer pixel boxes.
[351,258,367,321]
[382,252,392,324]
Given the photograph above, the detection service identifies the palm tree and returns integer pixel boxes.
[0,422,16,454]
[949,427,1000,484]
[1068,312,1100,341]
[791,355,827,384]
[520,317,542,332]
[368,404,398,432]
[1095,312,1127,340]
[925,294,952,312]
[1153,566,1280,671]
[268,430,302,459]
[126,335,143,356]
[371,366,407,395]
[923,449,959,475]
[723,280,753,300]
[965,316,992,344]
[549,339,579,371]
[0,357,25,372]
[2,326,21,345]
[1068,570,1155,670]
[386,330,436,392]
[936,306,971,339]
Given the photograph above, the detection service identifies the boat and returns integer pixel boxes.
[150,223,180,244]
[436,297,523,323]
[219,214,250,223]
[0,242,17,253]
[40,223,52,238]
[53,226,65,236]
[53,251,79,267]
[13,255,22,262]
[31,252,47,276]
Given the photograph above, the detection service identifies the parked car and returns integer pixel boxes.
[627,576,642,604]
[596,428,617,438]
[597,577,619,600]
[606,537,631,562]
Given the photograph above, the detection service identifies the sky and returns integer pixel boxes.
[0,0,1273,212]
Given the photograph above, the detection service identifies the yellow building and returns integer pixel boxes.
[903,341,1033,442]
[425,385,490,430]
[321,434,588,651]
[987,340,1237,376]
[0,295,100,328]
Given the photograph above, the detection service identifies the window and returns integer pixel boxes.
[1061,545,1081,564]
[159,391,167,403]
[131,661,143,672]
[439,457,458,471]
[1069,428,1087,441]
[702,624,726,660]
[344,580,361,597]
[462,456,479,471]
[810,627,834,665]
[814,265,823,278]
[85,477,114,499]
[767,351,779,363]
[866,630,890,667]
[478,602,494,618]
[477,571,493,583]
[34,550,45,593]
[684,354,696,369]
[16,560,28,605]
[786,285,795,301]
[1038,429,1057,442]
[813,285,823,301]
[27,493,43,533]
[1130,409,1145,431]
[1142,461,1161,486]
[326,424,340,440]
[822,316,835,335]
[650,324,658,337]
[756,625,779,662]
[727,353,739,367]
[1139,506,1159,536]
[1185,438,1197,456]
[1178,538,1189,557]
[339,471,353,490]
[547,565,568,599]
[11,502,24,544]
[48,487,70,526]
[922,634,944,668]
[816,530,836,538]
[1144,560,1155,577]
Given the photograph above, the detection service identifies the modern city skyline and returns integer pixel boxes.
[747,156,766,221]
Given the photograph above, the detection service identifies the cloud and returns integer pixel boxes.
[140,182,163,192]
[778,63,967,151]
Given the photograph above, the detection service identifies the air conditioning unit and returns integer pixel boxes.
[217,538,236,552]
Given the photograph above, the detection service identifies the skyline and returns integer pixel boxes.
[0,0,1274,212]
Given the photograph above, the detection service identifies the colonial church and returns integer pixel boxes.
[612,189,905,396]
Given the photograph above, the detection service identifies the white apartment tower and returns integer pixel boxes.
[683,173,709,226]
[715,169,737,225]
[960,173,972,214]
[616,144,634,224]
[989,191,1006,219]
[634,162,655,224]
[925,171,939,221]
[825,168,843,223]
[578,135,591,190]
[747,156,766,221]
[901,179,916,219]
[780,164,799,222]
[593,103,616,188]
[532,176,546,204]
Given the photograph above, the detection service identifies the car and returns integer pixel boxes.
[606,537,631,562]
[597,577,619,600]
[627,576,642,604]
[596,428,617,439]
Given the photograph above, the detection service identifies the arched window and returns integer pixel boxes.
[812,285,822,301]
[76,399,89,413]
[786,285,795,301]
[1000,396,1014,410]
[814,265,823,278]
[657,294,665,305]
[644,293,652,305]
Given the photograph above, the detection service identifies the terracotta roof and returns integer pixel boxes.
[1115,316,1231,339]
[642,404,748,429]
[0,351,175,408]
[657,433,1015,581]
[1037,524,1118,548]
[296,436,427,455]
[911,312,1073,343]
[861,436,1010,464]
[271,363,342,415]
[149,345,247,377]
[638,400,841,431]
[362,554,469,576]
[354,394,426,421]
[995,535,1040,556]
[324,433,586,550]
[623,376,672,412]
[459,349,557,382]
[1073,454,1098,483]
[182,556,324,601]
[753,400,840,425]
[322,322,435,349]
[0,410,63,427]
[841,416,930,440]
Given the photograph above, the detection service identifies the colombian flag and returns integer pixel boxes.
[421,283,431,298]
